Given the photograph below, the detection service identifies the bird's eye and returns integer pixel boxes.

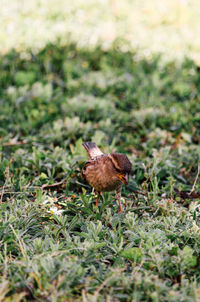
[115,168,121,173]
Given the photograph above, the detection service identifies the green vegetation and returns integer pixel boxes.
[0,42,200,301]
[1,1,200,300]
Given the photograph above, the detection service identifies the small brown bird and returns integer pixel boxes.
[81,142,132,212]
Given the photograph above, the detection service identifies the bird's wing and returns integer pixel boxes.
[81,155,104,180]
[81,159,95,180]
[82,142,103,159]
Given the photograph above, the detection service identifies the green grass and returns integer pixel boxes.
[0,43,200,301]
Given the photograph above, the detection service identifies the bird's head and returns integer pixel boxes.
[109,153,132,185]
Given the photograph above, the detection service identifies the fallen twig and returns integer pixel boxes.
[41,179,66,190]
[135,190,147,196]
[2,140,27,147]
[190,161,200,195]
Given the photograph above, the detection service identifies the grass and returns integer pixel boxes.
[0,42,200,301]
[1,0,200,63]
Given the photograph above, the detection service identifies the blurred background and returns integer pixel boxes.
[1,0,200,63]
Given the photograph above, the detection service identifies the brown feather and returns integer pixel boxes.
[82,142,103,159]
[81,142,132,212]
[109,153,132,174]
[82,155,122,192]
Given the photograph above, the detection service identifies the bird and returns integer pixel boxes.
[81,142,132,212]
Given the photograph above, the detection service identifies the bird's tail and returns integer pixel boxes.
[82,142,103,159]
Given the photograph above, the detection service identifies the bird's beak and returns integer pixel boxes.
[117,173,129,185]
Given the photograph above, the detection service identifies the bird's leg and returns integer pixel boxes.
[96,192,101,206]
[116,189,123,213]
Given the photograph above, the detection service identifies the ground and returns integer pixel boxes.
[1,1,200,301]
[0,43,200,301]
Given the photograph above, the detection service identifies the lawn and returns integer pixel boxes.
[1,1,200,301]
[0,43,200,301]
